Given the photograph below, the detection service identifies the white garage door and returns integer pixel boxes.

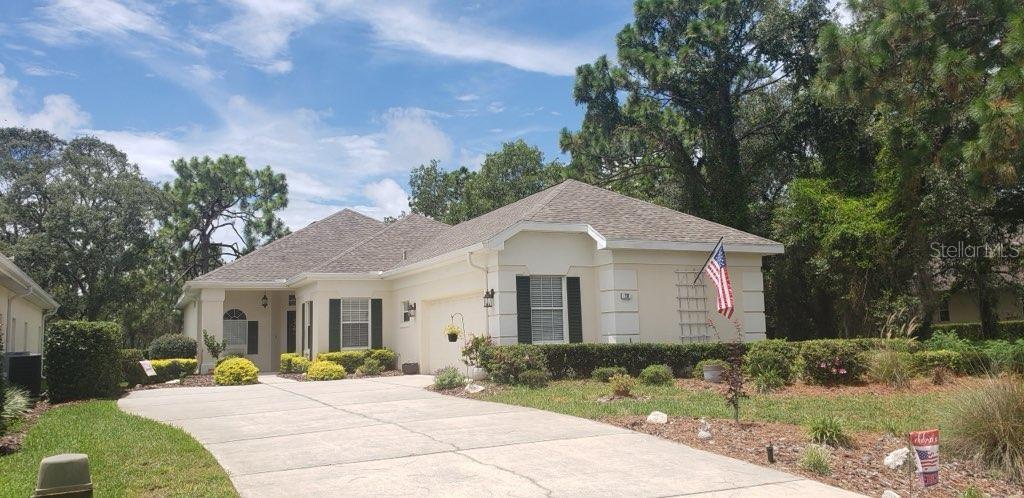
[424,294,485,374]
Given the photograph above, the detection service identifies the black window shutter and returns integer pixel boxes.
[247,321,259,354]
[371,299,383,348]
[329,299,341,351]
[516,275,532,344]
[300,303,306,352]
[567,276,583,343]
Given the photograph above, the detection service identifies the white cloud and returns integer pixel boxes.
[198,0,319,74]
[25,0,173,45]
[455,93,479,102]
[188,64,221,82]
[354,178,409,219]
[21,64,76,77]
[486,101,505,113]
[0,64,90,136]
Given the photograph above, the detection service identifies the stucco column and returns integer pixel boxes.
[312,290,331,356]
[598,266,640,343]
[488,269,519,345]
[198,288,225,373]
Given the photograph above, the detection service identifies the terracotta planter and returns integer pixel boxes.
[703,364,725,383]
[447,333,459,343]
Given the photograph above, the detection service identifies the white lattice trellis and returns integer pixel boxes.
[676,269,711,343]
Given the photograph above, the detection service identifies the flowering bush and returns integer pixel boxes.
[799,340,868,385]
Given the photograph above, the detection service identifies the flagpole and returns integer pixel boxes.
[692,237,724,285]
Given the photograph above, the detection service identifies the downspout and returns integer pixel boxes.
[466,252,490,337]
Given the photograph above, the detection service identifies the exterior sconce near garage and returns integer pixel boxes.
[260,292,269,309]
[483,289,495,308]
[407,302,417,318]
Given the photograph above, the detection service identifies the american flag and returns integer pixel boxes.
[704,242,735,318]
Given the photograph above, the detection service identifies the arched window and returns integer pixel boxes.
[224,309,247,320]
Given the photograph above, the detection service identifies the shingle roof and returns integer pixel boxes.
[399,179,780,267]
[312,213,450,273]
[190,180,780,284]
[193,209,385,283]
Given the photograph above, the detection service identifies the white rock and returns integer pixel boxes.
[165,379,181,384]
[884,447,910,470]
[464,383,485,394]
[646,411,668,424]
[882,490,901,498]
[697,418,712,440]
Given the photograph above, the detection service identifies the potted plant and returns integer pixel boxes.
[444,323,462,342]
[697,359,729,383]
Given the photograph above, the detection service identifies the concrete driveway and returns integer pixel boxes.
[118,375,861,497]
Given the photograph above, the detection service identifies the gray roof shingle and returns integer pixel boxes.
[191,180,780,284]
[193,209,385,283]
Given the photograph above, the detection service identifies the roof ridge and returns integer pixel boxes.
[521,180,571,221]
[308,213,439,274]
[198,208,383,280]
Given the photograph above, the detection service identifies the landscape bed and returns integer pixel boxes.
[457,376,1019,497]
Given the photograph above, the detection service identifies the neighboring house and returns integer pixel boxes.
[1,253,59,356]
[177,180,784,373]
[934,284,1022,324]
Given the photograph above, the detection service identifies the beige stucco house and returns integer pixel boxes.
[177,180,784,373]
[1,253,59,355]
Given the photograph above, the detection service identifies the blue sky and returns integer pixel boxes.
[0,0,632,229]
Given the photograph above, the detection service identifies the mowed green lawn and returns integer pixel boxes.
[475,380,957,433]
[0,401,236,498]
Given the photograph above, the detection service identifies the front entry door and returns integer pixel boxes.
[286,310,296,353]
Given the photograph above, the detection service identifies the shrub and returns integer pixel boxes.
[357,357,383,376]
[202,329,226,363]
[981,339,1024,374]
[745,340,799,383]
[808,415,851,448]
[944,377,1024,482]
[434,366,465,389]
[527,342,740,379]
[924,330,974,352]
[150,359,198,382]
[279,353,301,373]
[693,359,729,379]
[518,369,550,388]
[290,356,311,373]
[148,334,198,360]
[213,357,259,385]
[217,353,244,366]
[638,364,674,385]
[368,349,397,370]
[799,340,868,385]
[800,445,832,476]
[868,350,915,388]
[317,351,367,372]
[609,373,636,397]
[119,348,148,387]
[45,320,122,402]
[912,350,965,374]
[753,368,785,394]
[931,320,1024,341]
[307,361,347,381]
[3,386,32,423]
[591,366,629,382]
[461,334,493,369]
[481,344,548,384]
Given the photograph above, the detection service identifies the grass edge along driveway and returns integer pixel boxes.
[0,400,236,498]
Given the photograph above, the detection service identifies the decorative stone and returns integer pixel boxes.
[164,379,181,384]
[464,383,485,394]
[882,490,901,498]
[646,411,668,424]
[697,418,712,440]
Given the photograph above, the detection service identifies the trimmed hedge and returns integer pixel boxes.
[279,353,301,373]
[638,364,674,385]
[150,359,198,382]
[307,361,346,381]
[45,320,122,402]
[745,340,800,383]
[148,334,197,360]
[591,366,628,382]
[316,348,397,373]
[931,320,1024,341]
[213,357,259,385]
[291,356,311,373]
[479,344,549,384]
[517,343,743,380]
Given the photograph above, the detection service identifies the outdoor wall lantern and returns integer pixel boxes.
[408,302,417,317]
[261,292,269,308]
[483,289,495,308]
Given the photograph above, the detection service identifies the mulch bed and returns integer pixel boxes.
[0,400,53,455]
[604,414,1022,497]
[129,374,218,390]
[275,370,404,382]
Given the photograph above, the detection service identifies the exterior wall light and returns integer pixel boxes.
[483,289,495,308]
[408,302,417,317]
[261,292,269,308]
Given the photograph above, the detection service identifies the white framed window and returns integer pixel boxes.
[938,297,950,322]
[530,275,567,344]
[342,298,370,348]
[223,309,248,354]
